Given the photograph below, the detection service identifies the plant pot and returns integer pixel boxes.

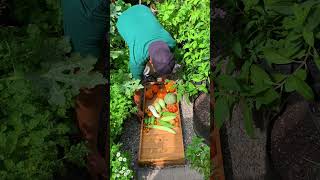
[193,92,210,145]
[270,93,320,180]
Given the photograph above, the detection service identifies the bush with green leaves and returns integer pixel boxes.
[0,0,107,178]
[186,136,212,180]
[214,0,320,137]
[111,144,135,180]
[156,0,210,102]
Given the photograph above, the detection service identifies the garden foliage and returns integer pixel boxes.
[0,1,106,179]
[214,0,320,137]
[156,0,210,102]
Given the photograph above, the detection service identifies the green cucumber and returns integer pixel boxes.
[154,102,161,113]
[148,105,160,118]
[160,115,176,122]
[159,120,174,128]
[150,116,155,124]
[162,112,176,117]
[144,118,149,124]
[158,99,166,109]
[148,125,176,134]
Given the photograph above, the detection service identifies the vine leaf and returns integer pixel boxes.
[214,96,230,129]
[285,75,314,100]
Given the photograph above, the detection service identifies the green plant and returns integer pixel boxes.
[110,70,143,142]
[186,136,212,180]
[156,0,210,102]
[214,0,320,137]
[111,144,134,180]
[0,0,106,178]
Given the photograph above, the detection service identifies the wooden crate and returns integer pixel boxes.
[138,82,185,167]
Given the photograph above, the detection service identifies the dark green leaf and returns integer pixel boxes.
[293,69,307,80]
[272,73,287,83]
[242,100,254,138]
[263,48,292,64]
[216,74,241,91]
[214,96,230,129]
[250,64,272,86]
[232,40,242,58]
[255,88,280,109]
[302,28,314,46]
[285,75,314,100]
[239,61,252,81]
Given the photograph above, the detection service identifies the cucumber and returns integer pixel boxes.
[148,105,160,118]
[148,125,176,134]
[144,118,149,124]
[154,102,161,113]
[160,115,176,122]
[159,120,174,128]
[150,116,155,124]
[162,112,176,117]
[158,99,166,109]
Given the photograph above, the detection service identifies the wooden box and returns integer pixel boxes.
[138,82,185,167]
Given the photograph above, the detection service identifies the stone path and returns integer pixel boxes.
[119,97,204,180]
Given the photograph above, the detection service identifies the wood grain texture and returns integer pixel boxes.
[138,82,185,167]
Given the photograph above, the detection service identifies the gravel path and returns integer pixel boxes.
[119,96,204,180]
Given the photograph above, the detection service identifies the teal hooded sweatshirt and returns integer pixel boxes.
[116,5,176,80]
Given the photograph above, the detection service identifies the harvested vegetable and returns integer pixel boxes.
[167,104,178,113]
[145,89,154,100]
[151,84,159,93]
[164,93,177,105]
[162,112,176,117]
[148,105,160,118]
[165,80,176,92]
[150,116,155,124]
[158,99,166,109]
[156,89,167,99]
[160,115,176,122]
[154,102,162,113]
[159,120,174,128]
[148,125,176,134]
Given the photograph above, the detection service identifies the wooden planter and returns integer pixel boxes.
[138,82,185,167]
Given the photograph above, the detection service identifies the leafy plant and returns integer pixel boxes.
[0,0,106,178]
[156,0,210,102]
[111,144,134,180]
[214,0,320,137]
[186,136,212,180]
